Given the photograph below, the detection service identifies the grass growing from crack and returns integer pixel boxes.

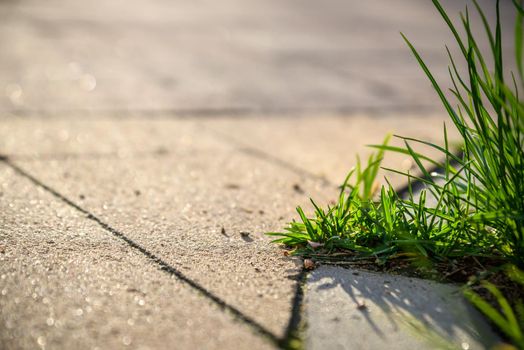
[465,265,524,349]
[268,0,524,347]
[267,0,524,269]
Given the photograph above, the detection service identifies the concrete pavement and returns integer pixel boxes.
[306,266,499,350]
[0,115,498,349]
[0,0,516,348]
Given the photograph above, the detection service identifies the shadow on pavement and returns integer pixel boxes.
[307,265,499,348]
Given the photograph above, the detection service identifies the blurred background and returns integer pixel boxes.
[0,0,516,117]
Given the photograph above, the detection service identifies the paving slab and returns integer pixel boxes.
[0,114,460,190]
[204,113,462,187]
[306,265,500,350]
[1,117,340,340]
[0,163,275,350]
[0,0,515,113]
[0,117,224,159]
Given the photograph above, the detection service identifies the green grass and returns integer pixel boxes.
[267,1,524,347]
[267,0,524,269]
[465,265,524,349]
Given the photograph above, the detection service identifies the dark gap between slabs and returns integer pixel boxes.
[1,104,440,120]
[1,157,288,349]
[280,267,308,350]
[396,151,464,198]
[200,124,337,188]
[7,150,170,162]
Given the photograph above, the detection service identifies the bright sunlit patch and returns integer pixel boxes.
[80,74,97,92]
[5,83,23,105]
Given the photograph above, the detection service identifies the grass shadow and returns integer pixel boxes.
[307,265,500,348]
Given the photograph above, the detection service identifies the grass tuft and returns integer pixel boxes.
[267,0,524,268]
[464,265,524,349]
[267,1,524,347]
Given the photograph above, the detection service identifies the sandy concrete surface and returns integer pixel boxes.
[0,163,274,350]
[0,0,516,348]
[306,266,500,350]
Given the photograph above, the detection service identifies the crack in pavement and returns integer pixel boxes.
[6,150,170,162]
[0,104,441,119]
[0,156,290,349]
[199,123,338,189]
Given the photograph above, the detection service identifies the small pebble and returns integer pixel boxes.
[356,302,367,311]
[293,183,304,194]
[225,183,240,189]
[304,259,315,270]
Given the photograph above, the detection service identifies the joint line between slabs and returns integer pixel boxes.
[7,150,171,162]
[395,151,464,198]
[1,157,287,348]
[2,104,441,119]
[281,267,308,348]
[200,124,337,188]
